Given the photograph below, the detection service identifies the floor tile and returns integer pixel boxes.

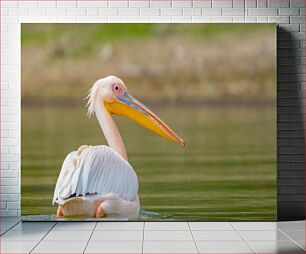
[0,230,47,242]
[52,222,96,231]
[1,222,21,234]
[282,230,305,241]
[281,230,305,249]
[90,230,143,241]
[193,230,243,241]
[85,241,142,253]
[95,222,143,231]
[232,222,275,230]
[239,230,291,241]
[143,241,198,253]
[296,241,305,250]
[269,222,277,228]
[276,221,304,231]
[189,222,234,231]
[1,229,8,235]
[32,241,87,253]
[145,222,189,231]
[197,241,253,253]
[42,230,92,242]
[1,224,15,234]
[12,222,55,231]
[144,230,193,241]
[249,240,304,253]
[0,241,37,253]
[295,240,305,250]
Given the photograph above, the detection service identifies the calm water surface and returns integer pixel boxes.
[22,104,276,220]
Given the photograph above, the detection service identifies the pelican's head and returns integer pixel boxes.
[87,75,186,146]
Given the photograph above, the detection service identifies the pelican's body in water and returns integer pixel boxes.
[53,76,185,218]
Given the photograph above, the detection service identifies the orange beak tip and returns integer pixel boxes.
[181,140,186,147]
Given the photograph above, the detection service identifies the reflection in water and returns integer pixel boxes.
[22,210,171,222]
[137,209,173,221]
[22,104,276,220]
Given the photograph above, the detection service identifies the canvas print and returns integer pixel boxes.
[22,24,276,220]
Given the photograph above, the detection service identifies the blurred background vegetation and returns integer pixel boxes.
[22,24,276,220]
[22,23,275,105]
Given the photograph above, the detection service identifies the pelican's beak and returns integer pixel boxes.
[104,92,186,147]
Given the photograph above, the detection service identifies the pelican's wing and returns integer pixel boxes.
[53,145,138,205]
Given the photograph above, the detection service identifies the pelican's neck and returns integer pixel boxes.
[95,102,128,161]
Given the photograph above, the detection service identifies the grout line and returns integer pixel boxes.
[230,222,256,254]
[29,221,57,254]
[141,222,145,254]
[228,221,236,231]
[268,221,277,229]
[83,222,97,254]
[187,222,199,254]
[276,227,305,251]
[0,219,21,236]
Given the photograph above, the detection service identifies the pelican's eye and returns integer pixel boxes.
[112,83,124,96]
[112,84,120,92]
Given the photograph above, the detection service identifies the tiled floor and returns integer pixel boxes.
[0,218,304,253]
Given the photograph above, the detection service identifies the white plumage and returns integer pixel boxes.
[53,145,139,217]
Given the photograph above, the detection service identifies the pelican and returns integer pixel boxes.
[53,76,185,218]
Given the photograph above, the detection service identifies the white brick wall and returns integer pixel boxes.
[0,0,305,217]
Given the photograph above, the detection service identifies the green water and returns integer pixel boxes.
[22,104,276,220]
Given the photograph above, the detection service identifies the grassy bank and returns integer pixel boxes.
[22,24,276,105]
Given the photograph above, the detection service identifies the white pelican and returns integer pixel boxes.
[53,76,185,218]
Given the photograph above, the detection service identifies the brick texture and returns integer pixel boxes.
[0,0,304,220]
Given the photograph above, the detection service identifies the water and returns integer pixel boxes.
[22,104,276,221]
[22,209,171,222]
